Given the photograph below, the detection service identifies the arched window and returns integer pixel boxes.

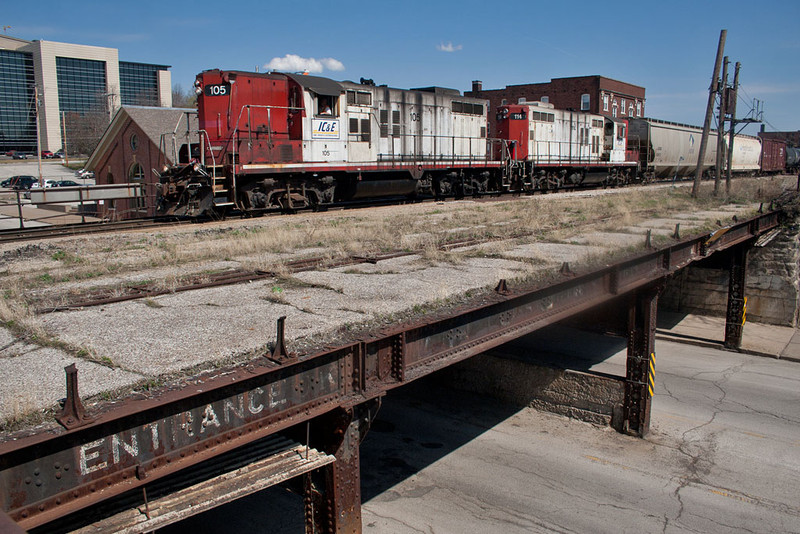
[128,163,147,213]
[130,133,139,151]
[128,163,145,181]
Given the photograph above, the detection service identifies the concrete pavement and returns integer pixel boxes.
[657,311,800,362]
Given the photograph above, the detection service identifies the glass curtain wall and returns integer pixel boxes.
[0,50,36,153]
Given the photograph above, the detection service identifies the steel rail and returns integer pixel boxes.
[0,210,780,530]
[0,218,192,244]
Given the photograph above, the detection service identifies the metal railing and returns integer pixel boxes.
[0,183,145,229]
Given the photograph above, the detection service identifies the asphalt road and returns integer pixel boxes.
[154,330,800,533]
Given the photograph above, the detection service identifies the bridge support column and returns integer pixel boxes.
[305,400,379,534]
[623,285,659,437]
[724,246,748,350]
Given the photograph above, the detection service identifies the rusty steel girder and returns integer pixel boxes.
[0,211,780,531]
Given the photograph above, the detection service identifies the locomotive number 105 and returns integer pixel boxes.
[204,84,231,96]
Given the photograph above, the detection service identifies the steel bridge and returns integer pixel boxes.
[0,210,779,533]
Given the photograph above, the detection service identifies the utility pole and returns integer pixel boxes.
[725,62,741,195]
[61,110,69,166]
[35,86,43,187]
[693,29,726,198]
[714,57,729,195]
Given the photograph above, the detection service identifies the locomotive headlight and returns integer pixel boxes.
[195,86,202,95]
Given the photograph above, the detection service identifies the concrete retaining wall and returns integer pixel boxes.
[661,219,800,326]
[438,351,625,429]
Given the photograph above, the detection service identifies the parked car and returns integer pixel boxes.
[30,179,57,189]
[55,179,80,187]
[8,175,38,190]
[12,152,30,160]
[41,151,55,159]
[54,150,65,159]
[75,168,94,179]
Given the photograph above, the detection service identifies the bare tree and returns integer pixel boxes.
[62,91,111,156]
[172,84,196,109]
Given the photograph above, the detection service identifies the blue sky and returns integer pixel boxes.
[4,0,798,135]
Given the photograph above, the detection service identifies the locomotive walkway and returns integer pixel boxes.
[0,178,796,532]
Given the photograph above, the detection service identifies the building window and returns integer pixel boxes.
[612,103,618,118]
[620,98,626,115]
[636,102,642,117]
[629,104,634,117]
[130,133,139,151]
[119,61,168,106]
[0,49,37,154]
[580,94,590,111]
[56,56,108,155]
[541,96,549,103]
[603,94,609,112]
[128,162,145,181]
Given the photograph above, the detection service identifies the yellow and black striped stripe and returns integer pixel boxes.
[742,296,747,326]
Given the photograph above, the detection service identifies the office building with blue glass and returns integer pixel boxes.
[0,35,171,154]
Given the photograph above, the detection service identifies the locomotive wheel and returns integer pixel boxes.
[547,175,561,190]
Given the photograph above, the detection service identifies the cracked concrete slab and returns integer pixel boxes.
[0,346,143,422]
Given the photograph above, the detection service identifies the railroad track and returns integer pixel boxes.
[0,217,194,244]
[33,213,640,314]
[0,181,663,245]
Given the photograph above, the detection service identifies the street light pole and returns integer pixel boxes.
[35,86,43,187]
[61,110,69,166]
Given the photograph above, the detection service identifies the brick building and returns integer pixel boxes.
[759,130,800,147]
[86,106,196,219]
[466,75,645,136]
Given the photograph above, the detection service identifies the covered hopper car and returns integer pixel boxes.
[628,118,761,180]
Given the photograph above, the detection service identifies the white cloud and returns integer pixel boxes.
[264,54,345,74]
[437,42,463,53]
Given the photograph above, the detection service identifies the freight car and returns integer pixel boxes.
[627,118,761,180]
[786,146,800,173]
[628,118,718,180]
[495,102,637,190]
[759,138,787,174]
[156,70,503,216]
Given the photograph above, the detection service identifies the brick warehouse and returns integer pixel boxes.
[466,75,646,136]
[758,129,800,147]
